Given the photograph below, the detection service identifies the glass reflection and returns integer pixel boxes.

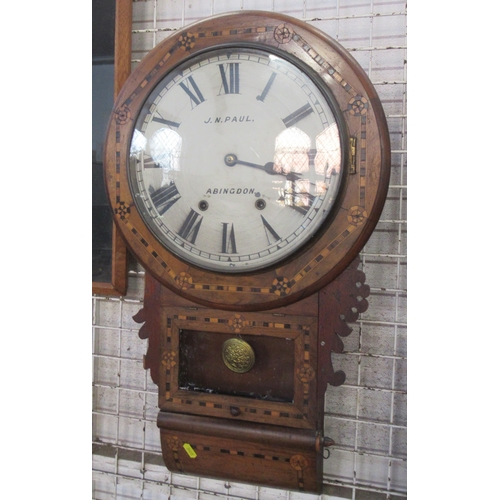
[273,126,311,174]
[150,128,182,185]
[271,123,341,212]
[133,128,183,188]
[130,129,147,157]
[314,123,341,177]
[133,119,340,220]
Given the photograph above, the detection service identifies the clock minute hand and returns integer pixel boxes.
[224,153,276,174]
[224,154,301,180]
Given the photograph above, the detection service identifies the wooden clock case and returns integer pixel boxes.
[104,11,391,493]
[134,257,369,492]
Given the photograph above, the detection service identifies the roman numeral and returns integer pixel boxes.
[150,182,181,215]
[221,223,237,254]
[256,72,277,102]
[218,63,240,94]
[178,209,203,243]
[179,76,205,108]
[152,115,180,128]
[282,103,314,127]
[261,216,280,244]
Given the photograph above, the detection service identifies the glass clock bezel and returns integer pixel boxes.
[127,42,350,275]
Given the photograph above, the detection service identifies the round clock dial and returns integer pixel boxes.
[129,47,345,273]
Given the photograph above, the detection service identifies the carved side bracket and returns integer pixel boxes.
[133,275,163,386]
[317,256,369,396]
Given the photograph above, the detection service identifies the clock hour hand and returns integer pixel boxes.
[224,154,301,180]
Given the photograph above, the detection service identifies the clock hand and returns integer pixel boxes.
[224,154,301,180]
[224,153,276,174]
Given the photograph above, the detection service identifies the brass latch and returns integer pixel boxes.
[349,137,357,174]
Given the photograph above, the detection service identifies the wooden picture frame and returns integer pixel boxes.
[92,0,132,296]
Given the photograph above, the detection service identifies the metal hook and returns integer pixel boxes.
[322,436,335,459]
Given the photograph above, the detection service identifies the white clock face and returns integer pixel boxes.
[129,47,344,273]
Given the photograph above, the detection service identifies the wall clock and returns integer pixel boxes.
[105,10,390,493]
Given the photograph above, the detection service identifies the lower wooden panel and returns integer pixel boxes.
[157,412,323,493]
